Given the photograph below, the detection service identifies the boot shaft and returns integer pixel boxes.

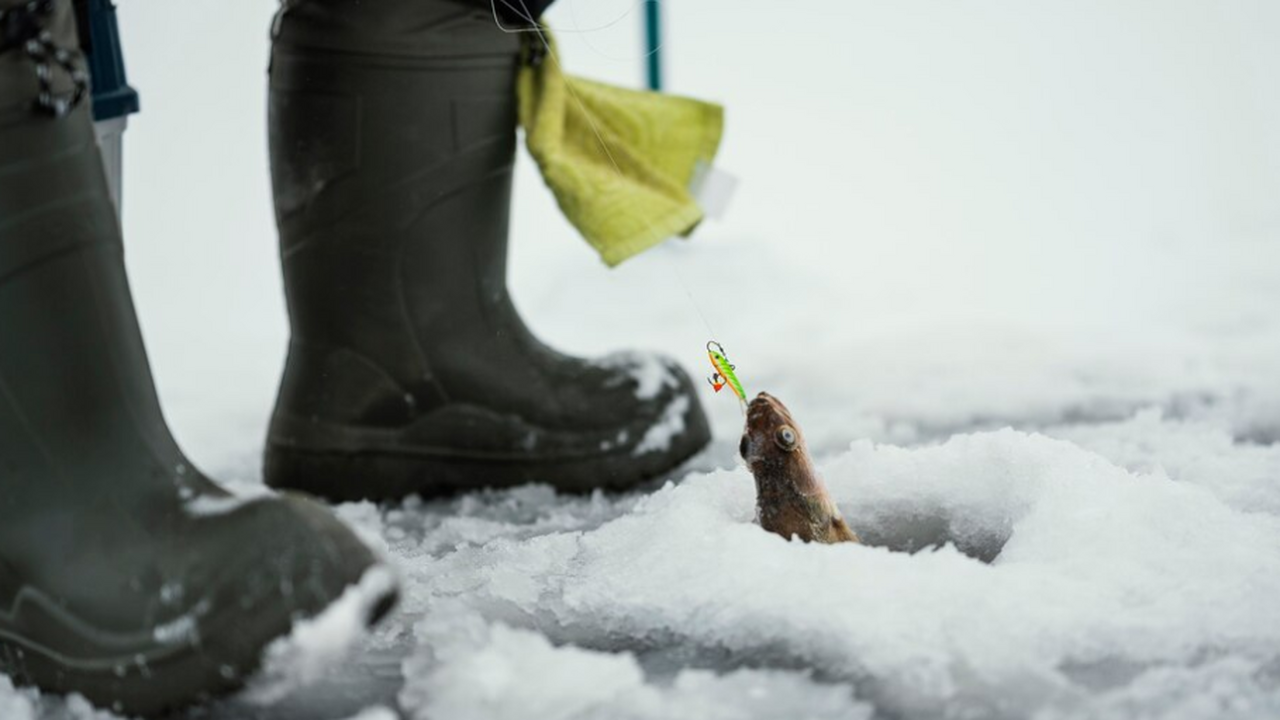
[270,0,522,222]
[1,0,182,494]
[273,0,527,61]
[269,0,526,424]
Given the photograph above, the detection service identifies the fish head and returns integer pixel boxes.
[740,391,806,471]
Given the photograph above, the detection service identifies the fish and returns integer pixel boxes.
[740,392,859,544]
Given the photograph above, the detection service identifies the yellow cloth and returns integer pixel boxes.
[517,32,725,267]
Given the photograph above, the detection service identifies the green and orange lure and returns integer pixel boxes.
[706,340,747,411]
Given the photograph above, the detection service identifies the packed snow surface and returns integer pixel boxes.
[5,0,1280,718]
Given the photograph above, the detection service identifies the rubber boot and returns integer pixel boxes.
[265,0,712,502]
[0,2,397,714]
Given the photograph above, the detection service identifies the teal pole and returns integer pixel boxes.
[644,0,662,91]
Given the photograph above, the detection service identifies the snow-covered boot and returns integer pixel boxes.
[0,1,396,714]
[265,0,712,501]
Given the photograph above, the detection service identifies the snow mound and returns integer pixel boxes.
[395,429,1280,719]
[399,604,870,720]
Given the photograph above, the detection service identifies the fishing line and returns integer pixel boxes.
[495,0,723,346]
[490,0,660,51]
[565,0,662,65]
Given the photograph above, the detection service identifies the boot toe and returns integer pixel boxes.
[0,492,398,717]
[611,352,712,460]
[526,351,712,491]
[130,493,398,715]
[189,494,399,690]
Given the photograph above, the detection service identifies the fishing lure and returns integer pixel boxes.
[706,340,747,408]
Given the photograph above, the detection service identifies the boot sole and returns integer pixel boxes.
[265,422,712,503]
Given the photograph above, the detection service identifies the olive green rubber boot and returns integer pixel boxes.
[265,0,712,502]
[0,1,397,715]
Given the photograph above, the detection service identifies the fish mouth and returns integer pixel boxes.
[747,392,794,424]
[747,391,776,414]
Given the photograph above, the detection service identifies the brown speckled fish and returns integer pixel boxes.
[740,392,859,544]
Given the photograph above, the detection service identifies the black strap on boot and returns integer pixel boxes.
[0,0,87,117]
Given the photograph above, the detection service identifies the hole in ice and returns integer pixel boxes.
[845,501,1011,564]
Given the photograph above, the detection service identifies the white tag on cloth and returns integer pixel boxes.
[689,160,739,220]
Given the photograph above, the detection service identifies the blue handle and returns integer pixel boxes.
[644,0,662,91]
[76,0,139,121]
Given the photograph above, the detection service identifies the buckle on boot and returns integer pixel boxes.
[0,0,53,54]
[0,0,88,118]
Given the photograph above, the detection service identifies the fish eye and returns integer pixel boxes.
[774,425,797,451]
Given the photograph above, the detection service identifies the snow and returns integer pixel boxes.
[599,352,679,401]
[0,675,123,720]
[150,607,202,645]
[182,492,265,517]
[633,395,690,455]
[4,0,1280,718]
[0,676,36,720]
[400,604,870,720]
[339,708,399,720]
[246,566,400,706]
[1045,409,1280,516]
[379,436,1280,719]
